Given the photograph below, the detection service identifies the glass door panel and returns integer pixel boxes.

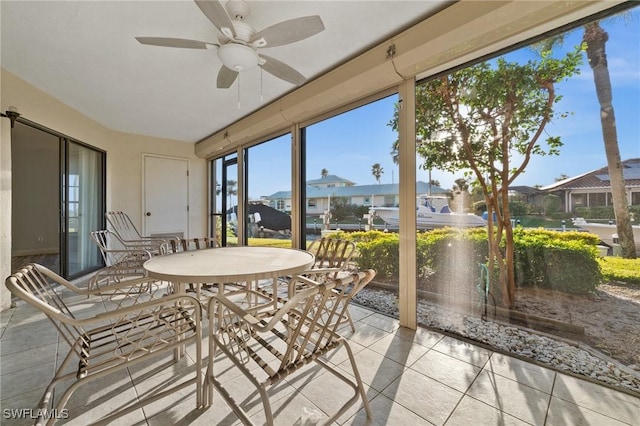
[246,134,292,247]
[65,141,104,277]
[222,156,238,247]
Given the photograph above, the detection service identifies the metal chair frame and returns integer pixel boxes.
[5,264,203,425]
[303,237,358,331]
[89,229,165,296]
[205,270,376,425]
[105,210,177,254]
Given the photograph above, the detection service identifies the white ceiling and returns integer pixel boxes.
[1,0,448,143]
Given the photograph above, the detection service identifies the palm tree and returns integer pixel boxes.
[321,168,329,178]
[583,20,636,258]
[536,16,636,258]
[226,179,237,209]
[371,163,384,184]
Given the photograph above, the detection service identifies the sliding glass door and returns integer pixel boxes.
[11,121,105,279]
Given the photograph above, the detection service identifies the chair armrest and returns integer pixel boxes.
[65,293,202,327]
[102,248,152,263]
[302,267,342,277]
[119,239,169,254]
[86,276,156,295]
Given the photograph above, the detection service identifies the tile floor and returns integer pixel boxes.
[1,288,639,425]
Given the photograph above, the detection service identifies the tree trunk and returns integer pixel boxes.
[584,22,636,258]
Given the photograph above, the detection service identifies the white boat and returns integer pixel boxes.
[572,218,640,253]
[370,195,486,229]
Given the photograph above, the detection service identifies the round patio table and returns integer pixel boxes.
[144,246,315,303]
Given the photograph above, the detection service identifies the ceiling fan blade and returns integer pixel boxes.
[259,54,306,86]
[135,37,218,49]
[217,65,239,89]
[252,16,324,48]
[195,0,235,39]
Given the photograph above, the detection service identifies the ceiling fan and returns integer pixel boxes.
[136,0,324,89]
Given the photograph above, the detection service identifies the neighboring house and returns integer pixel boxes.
[266,177,446,215]
[541,158,640,213]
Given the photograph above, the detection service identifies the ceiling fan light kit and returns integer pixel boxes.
[218,43,258,71]
[137,0,325,89]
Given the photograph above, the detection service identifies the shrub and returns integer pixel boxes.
[512,228,601,293]
[509,200,530,217]
[575,206,614,219]
[356,233,399,277]
[543,194,561,215]
[350,227,601,295]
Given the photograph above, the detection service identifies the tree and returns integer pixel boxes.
[537,16,636,258]
[555,174,569,182]
[583,21,636,258]
[389,47,582,308]
[321,168,329,178]
[226,179,237,209]
[371,163,384,184]
[329,197,351,222]
[543,194,562,215]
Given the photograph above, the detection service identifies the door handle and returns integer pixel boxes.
[146,212,151,216]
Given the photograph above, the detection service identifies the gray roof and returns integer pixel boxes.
[307,174,355,186]
[509,186,544,196]
[267,181,446,199]
[541,158,640,191]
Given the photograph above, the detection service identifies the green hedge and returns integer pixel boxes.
[344,228,602,295]
[574,205,640,220]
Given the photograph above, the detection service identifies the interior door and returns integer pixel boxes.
[143,155,189,238]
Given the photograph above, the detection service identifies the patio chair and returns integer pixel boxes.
[205,269,376,425]
[106,210,178,254]
[302,237,358,331]
[168,236,220,253]
[5,264,203,425]
[89,230,165,298]
[306,237,357,277]
[166,237,222,296]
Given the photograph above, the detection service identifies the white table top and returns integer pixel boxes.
[143,246,315,283]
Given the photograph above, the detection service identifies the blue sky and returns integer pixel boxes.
[246,6,639,199]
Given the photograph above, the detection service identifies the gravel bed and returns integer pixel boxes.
[353,287,640,396]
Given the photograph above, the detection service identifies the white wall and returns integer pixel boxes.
[0,69,207,311]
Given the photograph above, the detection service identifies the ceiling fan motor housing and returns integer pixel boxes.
[226,0,251,21]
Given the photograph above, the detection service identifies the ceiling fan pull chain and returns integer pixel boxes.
[260,67,264,103]
[237,75,241,109]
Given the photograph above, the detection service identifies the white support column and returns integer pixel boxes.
[291,124,302,249]
[398,78,417,330]
[236,147,245,245]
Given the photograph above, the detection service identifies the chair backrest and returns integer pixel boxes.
[106,211,144,241]
[168,237,220,253]
[90,230,152,267]
[5,264,87,354]
[307,237,356,271]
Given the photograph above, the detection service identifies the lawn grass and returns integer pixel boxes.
[598,257,640,286]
